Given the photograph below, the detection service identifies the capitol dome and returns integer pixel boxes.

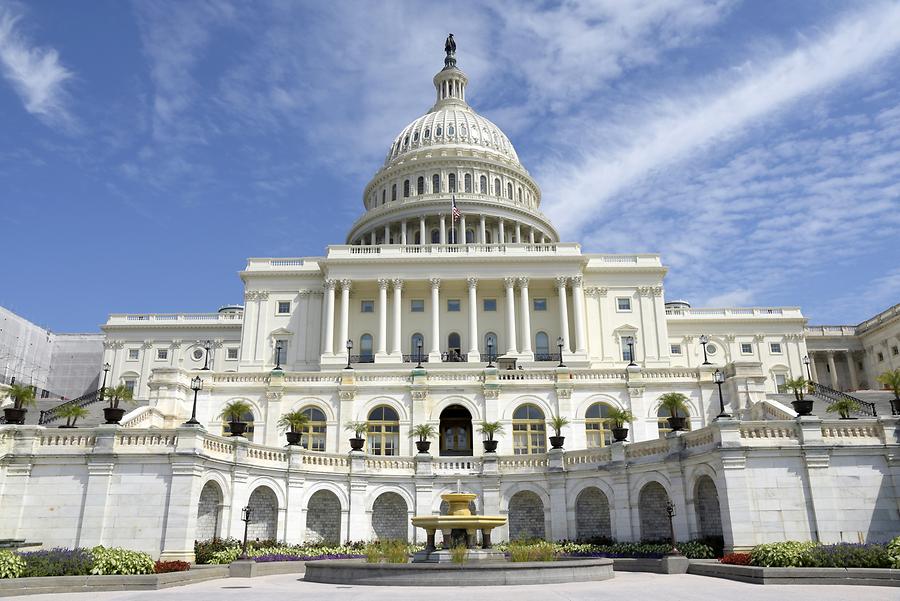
[347,37,558,246]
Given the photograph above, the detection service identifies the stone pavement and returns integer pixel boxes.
[14,571,898,601]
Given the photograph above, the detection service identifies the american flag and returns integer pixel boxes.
[451,195,461,222]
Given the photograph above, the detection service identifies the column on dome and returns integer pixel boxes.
[377,279,389,356]
[519,277,533,356]
[370,231,376,245]
[827,351,839,389]
[571,276,587,355]
[467,277,480,361]
[384,224,390,244]
[429,278,441,361]
[419,216,426,245]
[499,220,505,244]
[459,214,466,244]
[504,277,518,355]
[515,222,521,243]
[480,215,486,244]
[323,281,336,356]
[391,279,403,356]
[529,228,535,244]
[440,215,447,244]
[401,220,407,245]
[556,277,570,353]
[339,280,351,351]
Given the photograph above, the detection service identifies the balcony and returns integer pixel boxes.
[105,312,243,326]
[326,242,582,260]
[664,307,803,319]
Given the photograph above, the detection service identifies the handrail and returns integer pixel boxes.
[38,389,102,425]
[809,381,877,417]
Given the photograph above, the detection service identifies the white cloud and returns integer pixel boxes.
[0,3,73,127]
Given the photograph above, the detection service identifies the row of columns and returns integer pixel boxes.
[321,276,588,361]
[357,215,551,247]
[809,350,860,391]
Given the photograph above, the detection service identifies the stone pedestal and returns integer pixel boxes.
[411,548,506,563]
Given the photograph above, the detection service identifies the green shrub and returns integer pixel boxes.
[380,540,409,564]
[450,545,468,564]
[20,548,93,577]
[798,543,890,568]
[89,546,154,575]
[364,542,382,563]
[0,550,24,579]
[678,540,715,559]
[750,541,818,567]
[888,536,900,569]
[507,540,558,562]
[194,537,241,564]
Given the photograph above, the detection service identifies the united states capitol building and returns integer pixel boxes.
[1,40,898,563]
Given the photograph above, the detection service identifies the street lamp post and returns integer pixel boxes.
[627,337,637,367]
[557,336,566,368]
[238,506,252,560]
[274,342,283,371]
[345,339,353,369]
[201,340,211,370]
[699,334,711,365]
[416,341,423,369]
[98,362,111,404]
[184,375,202,426]
[713,369,730,419]
[802,355,812,381]
[487,341,494,368]
[665,500,680,555]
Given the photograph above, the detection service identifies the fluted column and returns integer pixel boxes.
[847,351,859,390]
[809,352,820,382]
[339,279,351,351]
[515,222,521,243]
[430,278,441,359]
[479,215,486,244]
[571,276,587,355]
[467,277,480,360]
[519,277,532,355]
[392,279,403,356]
[556,277,570,352]
[419,216,426,244]
[377,279,389,355]
[440,215,447,245]
[383,224,390,244]
[499,220,505,243]
[401,220,407,245]
[827,350,839,389]
[529,228,535,244]
[459,215,466,244]
[323,280,336,356]
[504,277,518,355]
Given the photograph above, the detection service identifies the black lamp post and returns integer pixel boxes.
[802,355,812,381]
[184,375,202,426]
[345,339,353,369]
[665,500,680,555]
[201,340,211,370]
[416,341,423,369]
[98,362,110,404]
[713,369,730,419]
[556,336,565,368]
[238,506,252,560]
[487,341,494,368]
[273,342,283,371]
[699,334,711,365]
[627,337,637,367]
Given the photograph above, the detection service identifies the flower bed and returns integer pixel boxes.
[0,546,166,579]
[196,538,368,564]
[719,552,751,565]
[492,539,716,560]
[749,540,898,568]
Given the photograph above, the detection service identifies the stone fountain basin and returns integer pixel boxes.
[304,557,614,586]
[410,515,507,529]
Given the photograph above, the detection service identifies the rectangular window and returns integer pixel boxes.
[277,301,291,314]
[128,348,139,360]
[670,344,681,355]
[533,298,547,311]
[447,299,461,312]
[41,389,50,398]
[622,342,634,362]
[769,342,782,354]
[361,300,375,313]
[893,346,899,356]
[156,348,168,360]
[775,374,786,394]
[483,298,497,312]
[878,352,885,362]
[124,379,136,394]
[410,299,424,312]
[741,343,753,355]
[227,348,239,360]
[616,297,632,312]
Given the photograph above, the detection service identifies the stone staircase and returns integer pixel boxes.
[27,390,147,427]
[767,387,897,418]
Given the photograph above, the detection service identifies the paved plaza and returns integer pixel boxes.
[16,572,899,601]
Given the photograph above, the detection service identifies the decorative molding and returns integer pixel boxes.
[504,276,517,289]
[517,276,529,288]
[323,279,337,291]
[411,389,428,401]
[171,340,182,349]
[392,278,404,290]
[378,278,390,290]
[725,334,736,342]
[627,386,644,398]
[482,387,500,400]
[141,340,153,349]
[339,389,356,402]
[340,279,352,292]
[467,277,478,289]
[213,339,225,348]
[555,276,569,288]
[570,275,583,288]
[265,390,283,402]
[298,289,311,297]
[257,290,270,300]
[244,290,258,302]
[430,277,441,289]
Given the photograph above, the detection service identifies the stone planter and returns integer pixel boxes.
[791,400,814,417]
[103,407,126,425]
[890,398,900,416]
[549,435,565,449]
[415,440,431,453]
[482,439,498,453]
[3,407,26,425]
[285,431,302,445]
[349,437,365,451]
[612,426,629,442]
[667,416,687,431]
[229,421,248,437]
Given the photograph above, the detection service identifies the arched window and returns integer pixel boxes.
[517,187,522,202]
[448,125,455,137]
[449,173,456,193]
[414,230,421,244]
[411,333,425,355]
[465,228,474,243]
[381,189,385,205]
[464,173,472,193]
[485,230,493,243]
[507,182,513,199]
[436,125,443,137]
[494,178,501,196]
[432,174,440,193]
[480,175,487,193]
[535,331,550,360]
[391,184,397,202]
[448,332,461,358]
[403,135,409,148]
[359,334,374,362]
[299,406,327,452]
[413,131,419,142]
[430,228,440,244]
[417,176,424,195]
[585,403,614,448]
[367,406,400,456]
[484,332,497,357]
[512,404,546,455]
[424,127,430,139]
[403,179,410,198]
[657,405,691,437]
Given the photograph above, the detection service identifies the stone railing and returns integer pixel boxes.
[432,458,482,474]
[856,302,899,334]
[625,438,670,459]
[664,307,803,319]
[106,312,243,325]
[301,452,350,473]
[738,421,800,441]
[327,243,584,260]
[497,454,548,471]
[804,325,858,337]
[820,421,882,442]
[365,456,416,472]
[564,447,612,466]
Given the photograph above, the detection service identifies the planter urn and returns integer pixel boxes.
[611,426,629,442]
[349,436,365,451]
[103,407,126,425]
[482,439,498,453]
[285,431,302,445]
[549,435,565,449]
[415,440,431,453]
[667,416,687,432]
[791,400,814,417]
[229,421,248,437]
[3,407,26,425]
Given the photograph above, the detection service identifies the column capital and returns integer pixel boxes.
[504,276,517,289]
[517,276,529,288]
[392,278,404,290]
[467,277,478,289]
[244,290,259,301]
[323,279,336,291]
[555,276,568,288]
[430,277,441,289]
[340,279,352,291]
[257,290,270,300]
[378,278,390,290]
[570,275,583,288]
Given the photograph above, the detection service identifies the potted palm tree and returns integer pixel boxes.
[3,383,36,424]
[277,410,310,445]
[548,414,569,449]
[104,384,134,424]
[410,423,437,453]
[876,368,900,415]
[56,404,89,428]
[659,392,690,432]
[786,376,813,416]
[607,407,636,442]
[219,399,253,437]
[477,421,504,452]
[345,421,367,451]
[826,398,860,419]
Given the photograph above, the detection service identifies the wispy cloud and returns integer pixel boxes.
[0,2,73,128]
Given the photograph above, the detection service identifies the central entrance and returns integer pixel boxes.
[439,404,473,456]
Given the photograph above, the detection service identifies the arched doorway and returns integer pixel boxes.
[508,491,545,540]
[638,482,669,542]
[196,481,222,541]
[695,476,723,538]
[305,489,341,544]
[439,404,472,456]
[372,492,408,540]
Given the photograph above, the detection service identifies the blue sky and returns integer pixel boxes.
[1,0,899,333]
